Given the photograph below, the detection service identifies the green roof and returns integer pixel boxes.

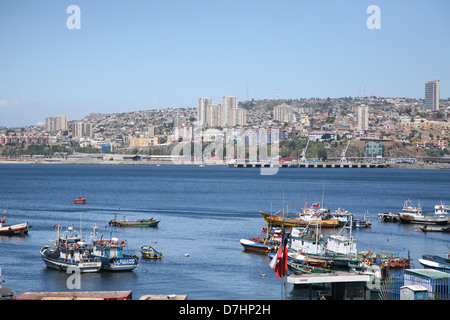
[405,269,450,279]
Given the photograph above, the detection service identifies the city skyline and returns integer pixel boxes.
[1,1,449,127]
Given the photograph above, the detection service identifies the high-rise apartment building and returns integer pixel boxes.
[273,103,294,123]
[357,104,369,131]
[45,115,68,132]
[198,96,246,128]
[72,121,92,138]
[229,108,247,127]
[425,80,440,110]
[205,104,224,127]
[198,97,213,126]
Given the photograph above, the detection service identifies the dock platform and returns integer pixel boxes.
[229,162,388,168]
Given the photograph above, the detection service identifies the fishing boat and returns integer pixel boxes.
[260,211,339,228]
[140,242,162,259]
[419,225,450,233]
[289,225,325,255]
[0,217,29,236]
[398,200,449,225]
[418,254,450,273]
[40,226,102,273]
[74,197,86,204]
[240,238,277,254]
[331,208,354,226]
[398,212,449,225]
[353,211,371,228]
[287,252,331,268]
[108,217,160,227]
[90,226,139,271]
[434,202,450,216]
[287,261,333,275]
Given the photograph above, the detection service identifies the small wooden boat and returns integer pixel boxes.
[418,254,450,273]
[240,239,277,254]
[287,261,333,275]
[0,211,29,236]
[419,225,450,233]
[140,243,162,259]
[108,218,160,227]
[287,251,331,268]
[74,197,86,204]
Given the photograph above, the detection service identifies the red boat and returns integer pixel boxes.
[0,217,29,236]
[74,197,86,204]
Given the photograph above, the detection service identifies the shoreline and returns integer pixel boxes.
[1,159,450,169]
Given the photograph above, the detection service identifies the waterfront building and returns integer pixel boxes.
[425,80,440,111]
[365,141,384,158]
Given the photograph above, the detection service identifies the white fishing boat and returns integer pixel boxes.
[434,202,450,216]
[289,225,325,256]
[40,226,102,273]
[398,200,449,225]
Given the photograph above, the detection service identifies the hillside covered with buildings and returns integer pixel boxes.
[1,93,450,163]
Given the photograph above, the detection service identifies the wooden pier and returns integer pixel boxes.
[229,162,389,169]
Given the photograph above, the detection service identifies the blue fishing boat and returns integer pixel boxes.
[418,254,450,273]
[90,226,139,272]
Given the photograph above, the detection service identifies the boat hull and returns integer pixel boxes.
[94,256,139,271]
[419,255,450,273]
[398,213,449,225]
[40,246,102,273]
[420,225,450,232]
[260,211,339,228]
[240,239,276,254]
[141,247,162,259]
[0,222,29,236]
[108,219,160,227]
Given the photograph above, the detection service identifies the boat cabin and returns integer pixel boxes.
[326,234,357,256]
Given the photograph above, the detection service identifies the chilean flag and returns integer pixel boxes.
[269,233,288,279]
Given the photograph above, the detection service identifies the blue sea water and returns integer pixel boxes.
[0,164,449,300]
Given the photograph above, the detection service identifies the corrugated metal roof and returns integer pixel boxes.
[405,269,450,279]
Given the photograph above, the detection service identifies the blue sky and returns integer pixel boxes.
[0,0,449,127]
